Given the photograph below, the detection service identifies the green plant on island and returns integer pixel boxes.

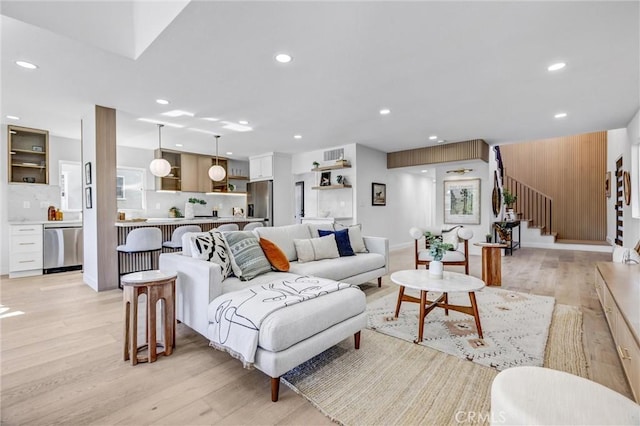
[424,232,453,261]
[168,206,183,218]
[503,189,517,208]
[188,197,207,205]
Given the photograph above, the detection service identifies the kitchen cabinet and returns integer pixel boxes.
[595,263,640,402]
[9,224,43,278]
[181,153,216,193]
[8,125,49,184]
[156,150,181,191]
[250,154,273,181]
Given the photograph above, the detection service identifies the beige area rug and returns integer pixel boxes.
[281,304,589,426]
[367,287,555,370]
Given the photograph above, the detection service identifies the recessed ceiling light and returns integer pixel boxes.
[222,121,253,132]
[175,143,183,147]
[554,112,568,119]
[294,134,302,139]
[421,170,428,173]
[429,135,437,140]
[437,139,445,143]
[201,117,220,122]
[137,118,183,128]
[16,60,38,69]
[162,110,194,117]
[6,115,20,120]
[156,99,169,105]
[226,152,233,155]
[547,62,566,72]
[275,53,293,63]
[379,108,391,115]
[238,120,249,125]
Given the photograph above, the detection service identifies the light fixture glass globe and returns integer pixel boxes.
[149,158,171,177]
[209,165,226,181]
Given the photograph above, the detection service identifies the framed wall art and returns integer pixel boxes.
[372,182,386,206]
[85,187,92,209]
[444,178,480,224]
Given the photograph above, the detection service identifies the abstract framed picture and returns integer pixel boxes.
[444,178,480,224]
[372,182,386,206]
[85,162,92,185]
[85,187,92,209]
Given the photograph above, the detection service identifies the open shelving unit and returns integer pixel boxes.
[8,125,49,184]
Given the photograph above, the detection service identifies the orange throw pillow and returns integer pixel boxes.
[259,238,290,272]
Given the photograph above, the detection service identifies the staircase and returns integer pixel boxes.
[503,173,556,241]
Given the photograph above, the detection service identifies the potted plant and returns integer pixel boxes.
[185,197,206,219]
[312,161,320,169]
[485,233,492,243]
[227,183,236,192]
[168,206,182,218]
[503,189,517,220]
[424,232,453,278]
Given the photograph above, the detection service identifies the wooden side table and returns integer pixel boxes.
[122,270,177,365]
[474,243,508,286]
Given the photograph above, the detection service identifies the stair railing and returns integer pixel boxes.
[504,173,553,235]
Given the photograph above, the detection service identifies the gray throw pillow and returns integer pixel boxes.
[223,231,272,281]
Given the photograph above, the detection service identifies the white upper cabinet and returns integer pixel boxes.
[249,154,274,181]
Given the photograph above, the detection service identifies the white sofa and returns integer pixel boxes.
[159,223,388,401]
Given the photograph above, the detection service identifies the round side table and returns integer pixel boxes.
[122,270,177,365]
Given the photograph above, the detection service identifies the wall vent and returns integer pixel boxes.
[324,148,344,162]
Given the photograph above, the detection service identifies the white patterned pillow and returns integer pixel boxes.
[189,230,232,279]
[441,227,461,251]
[294,235,340,263]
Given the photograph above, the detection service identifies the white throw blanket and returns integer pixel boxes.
[209,275,354,368]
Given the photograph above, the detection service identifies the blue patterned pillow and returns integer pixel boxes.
[189,230,232,279]
[223,231,272,281]
[318,229,355,257]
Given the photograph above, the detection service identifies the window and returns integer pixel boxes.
[60,161,82,211]
[116,167,145,210]
[116,176,125,200]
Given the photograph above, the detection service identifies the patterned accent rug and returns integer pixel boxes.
[367,287,555,370]
[281,305,588,426]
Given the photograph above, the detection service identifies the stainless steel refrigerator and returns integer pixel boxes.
[246,180,273,226]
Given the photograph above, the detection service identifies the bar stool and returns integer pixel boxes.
[122,270,177,365]
[162,225,202,252]
[117,228,162,288]
[243,222,263,231]
[217,223,239,232]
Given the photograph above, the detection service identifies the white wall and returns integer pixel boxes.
[81,113,98,290]
[607,109,640,247]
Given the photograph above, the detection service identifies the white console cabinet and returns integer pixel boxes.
[10,224,43,278]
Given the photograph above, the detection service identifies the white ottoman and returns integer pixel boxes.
[491,366,640,425]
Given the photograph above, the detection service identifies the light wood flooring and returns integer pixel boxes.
[0,247,632,425]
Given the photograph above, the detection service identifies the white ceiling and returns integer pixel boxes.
[1,1,638,160]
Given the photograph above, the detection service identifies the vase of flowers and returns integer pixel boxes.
[425,232,453,278]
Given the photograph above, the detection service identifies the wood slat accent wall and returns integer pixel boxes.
[500,131,607,241]
[387,139,489,169]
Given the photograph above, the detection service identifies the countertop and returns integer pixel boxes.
[10,220,83,227]
[115,217,264,227]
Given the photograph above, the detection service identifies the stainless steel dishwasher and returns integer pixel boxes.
[43,223,83,274]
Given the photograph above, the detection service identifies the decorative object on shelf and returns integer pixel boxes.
[446,168,473,175]
[31,145,43,152]
[209,135,226,181]
[486,233,493,243]
[233,207,244,217]
[335,159,350,167]
[228,183,236,192]
[605,171,611,198]
[444,179,480,224]
[623,171,631,205]
[424,231,453,278]
[494,222,512,243]
[22,177,35,183]
[336,175,344,184]
[320,171,331,186]
[149,124,171,177]
[85,162,92,185]
[168,206,182,218]
[85,187,92,209]
[503,188,517,221]
[313,161,320,169]
[372,182,386,206]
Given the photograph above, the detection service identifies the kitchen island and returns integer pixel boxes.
[115,217,265,247]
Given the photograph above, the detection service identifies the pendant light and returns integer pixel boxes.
[208,135,226,181]
[149,124,171,177]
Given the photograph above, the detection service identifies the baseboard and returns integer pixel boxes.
[521,242,612,253]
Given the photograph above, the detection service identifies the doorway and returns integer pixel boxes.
[295,181,304,223]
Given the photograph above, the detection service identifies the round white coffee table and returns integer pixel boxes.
[390,269,485,343]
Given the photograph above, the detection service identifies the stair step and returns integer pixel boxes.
[541,232,558,237]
